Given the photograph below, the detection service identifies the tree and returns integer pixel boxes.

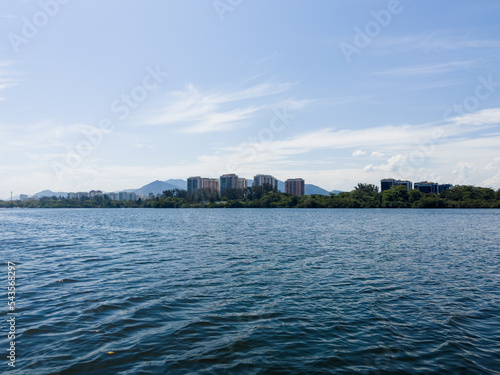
[382,185,410,208]
[354,183,379,193]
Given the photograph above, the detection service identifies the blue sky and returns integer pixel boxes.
[1,0,500,198]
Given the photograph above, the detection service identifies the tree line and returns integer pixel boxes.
[2,183,500,209]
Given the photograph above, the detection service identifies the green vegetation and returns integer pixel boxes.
[2,184,500,209]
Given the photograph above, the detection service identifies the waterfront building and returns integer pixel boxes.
[438,184,453,193]
[188,177,220,194]
[381,178,413,192]
[381,178,396,192]
[220,174,239,192]
[395,180,413,190]
[414,182,439,194]
[19,194,28,201]
[77,192,89,199]
[108,193,119,200]
[253,174,278,190]
[285,178,305,197]
[118,192,129,201]
[238,178,248,190]
[414,182,453,194]
[89,190,103,198]
[187,177,202,194]
[202,178,219,193]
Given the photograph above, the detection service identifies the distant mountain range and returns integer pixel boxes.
[134,180,185,196]
[9,179,342,200]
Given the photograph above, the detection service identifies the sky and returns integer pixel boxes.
[1,0,500,198]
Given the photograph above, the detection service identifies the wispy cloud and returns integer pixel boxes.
[450,108,500,126]
[256,51,278,64]
[373,61,474,76]
[0,61,23,97]
[141,81,296,133]
[378,34,500,52]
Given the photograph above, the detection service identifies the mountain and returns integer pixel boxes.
[330,190,343,195]
[134,180,180,196]
[305,184,330,196]
[33,190,67,198]
[164,179,186,190]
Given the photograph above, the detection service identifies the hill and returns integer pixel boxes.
[164,179,186,190]
[134,180,181,196]
[33,190,67,198]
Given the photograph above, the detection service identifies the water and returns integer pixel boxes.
[0,208,499,374]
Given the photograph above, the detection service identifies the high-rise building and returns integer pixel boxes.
[285,178,305,197]
[381,178,413,191]
[108,193,119,200]
[414,182,439,194]
[253,174,278,190]
[188,177,220,194]
[238,178,248,190]
[203,178,219,193]
[19,194,28,201]
[413,182,453,194]
[89,190,103,198]
[220,174,239,192]
[381,178,396,192]
[438,184,453,193]
[187,177,202,194]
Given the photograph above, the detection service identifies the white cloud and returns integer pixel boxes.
[142,81,295,133]
[453,162,477,185]
[363,154,408,173]
[371,151,384,157]
[352,150,366,157]
[451,108,500,126]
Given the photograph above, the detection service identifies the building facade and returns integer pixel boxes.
[187,177,201,194]
[203,178,220,193]
[89,190,103,198]
[285,178,305,197]
[238,178,248,190]
[414,182,439,194]
[220,174,239,192]
[253,174,278,190]
[438,184,453,193]
[381,178,413,192]
[414,182,453,194]
[188,177,220,194]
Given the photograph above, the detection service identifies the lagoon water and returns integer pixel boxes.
[1,208,499,374]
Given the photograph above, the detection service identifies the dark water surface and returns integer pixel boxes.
[0,208,499,374]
